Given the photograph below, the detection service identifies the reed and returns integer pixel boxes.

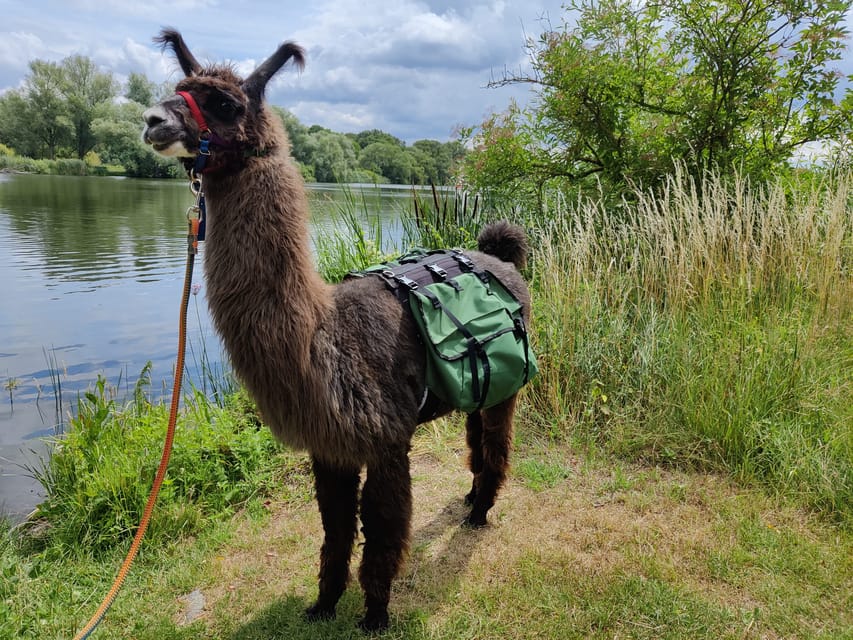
[312,186,395,281]
[526,169,852,523]
[403,183,483,249]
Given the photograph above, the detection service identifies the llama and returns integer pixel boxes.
[142,29,533,632]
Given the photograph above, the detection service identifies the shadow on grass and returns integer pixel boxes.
[225,593,368,640]
[227,495,486,639]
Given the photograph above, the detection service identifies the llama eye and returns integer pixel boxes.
[219,101,235,117]
[209,98,240,120]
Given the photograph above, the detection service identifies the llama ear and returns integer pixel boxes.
[154,28,202,77]
[243,41,305,108]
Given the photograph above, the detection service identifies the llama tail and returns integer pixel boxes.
[477,221,529,271]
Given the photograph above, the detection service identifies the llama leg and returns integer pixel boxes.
[305,456,360,622]
[464,410,484,505]
[465,394,517,528]
[357,448,412,632]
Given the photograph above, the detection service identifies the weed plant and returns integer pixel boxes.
[403,184,484,249]
[312,186,397,282]
[0,154,89,175]
[24,369,285,554]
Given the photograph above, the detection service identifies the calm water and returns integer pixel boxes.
[0,173,407,519]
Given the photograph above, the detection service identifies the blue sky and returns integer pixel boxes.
[0,0,568,144]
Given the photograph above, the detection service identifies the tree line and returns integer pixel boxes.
[0,58,465,184]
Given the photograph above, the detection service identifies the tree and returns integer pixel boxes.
[463,0,853,198]
[60,55,117,159]
[406,145,439,184]
[412,139,467,184]
[354,129,404,150]
[303,129,361,182]
[358,142,420,184]
[126,72,157,106]
[0,61,72,158]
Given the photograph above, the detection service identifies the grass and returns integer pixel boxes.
[1,167,851,637]
[3,427,850,639]
[312,188,397,282]
[525,168,853,525]
[23,373,286,555]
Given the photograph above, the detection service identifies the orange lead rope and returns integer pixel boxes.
[72,215,198,639]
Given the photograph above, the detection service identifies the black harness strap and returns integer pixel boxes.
[352,250,475,304]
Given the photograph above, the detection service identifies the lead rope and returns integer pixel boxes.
[72,178,203,640]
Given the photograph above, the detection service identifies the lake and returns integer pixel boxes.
[0,173,409,519]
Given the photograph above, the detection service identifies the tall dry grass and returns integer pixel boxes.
[527,169,852,523]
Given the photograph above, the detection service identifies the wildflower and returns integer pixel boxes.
[192,283,202,296]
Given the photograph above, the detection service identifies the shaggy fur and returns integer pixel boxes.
[142,29,533,632]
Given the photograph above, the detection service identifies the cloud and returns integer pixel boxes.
[64,0,217,19]
[261,0,547,140]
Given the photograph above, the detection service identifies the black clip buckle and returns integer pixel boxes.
[425,263,448,279]
[395,275,419,290]
[451,251,476,271]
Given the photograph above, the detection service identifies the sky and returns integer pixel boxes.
[0,0,570,144]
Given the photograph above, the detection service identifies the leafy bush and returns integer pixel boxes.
[49,158,88,176]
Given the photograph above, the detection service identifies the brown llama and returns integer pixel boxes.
[142,29,533,632]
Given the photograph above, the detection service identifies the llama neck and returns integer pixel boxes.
[200,157,331,388]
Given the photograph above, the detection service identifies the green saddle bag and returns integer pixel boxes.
[352,249,538,413]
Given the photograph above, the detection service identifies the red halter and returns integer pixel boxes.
[176,90,220,174]
[176,91,210,135]
[175,90,262,175]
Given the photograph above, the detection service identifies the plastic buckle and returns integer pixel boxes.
[395,275,419,290]
[451,251,475,271]
[425,263,447,279]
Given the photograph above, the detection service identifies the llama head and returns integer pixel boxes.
[141,28,304,173]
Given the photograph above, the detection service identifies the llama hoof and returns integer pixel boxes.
[358,609,389,633]
[304,602,336,622]
[463,511,488,528]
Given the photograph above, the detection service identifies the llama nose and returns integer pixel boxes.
[142,106,167,127]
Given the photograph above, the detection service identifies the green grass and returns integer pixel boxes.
[312,188,397,282]
[0,153,91,175]
[24,372,287,555]
[525,168,853,525]
[6,432,849,639]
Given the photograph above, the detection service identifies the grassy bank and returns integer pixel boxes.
[3,426,851,639]
[526,169,852,525]
[0,145,123,176]
[1,169,851,637]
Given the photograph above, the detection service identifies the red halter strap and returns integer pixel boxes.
[176,91,209,134]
